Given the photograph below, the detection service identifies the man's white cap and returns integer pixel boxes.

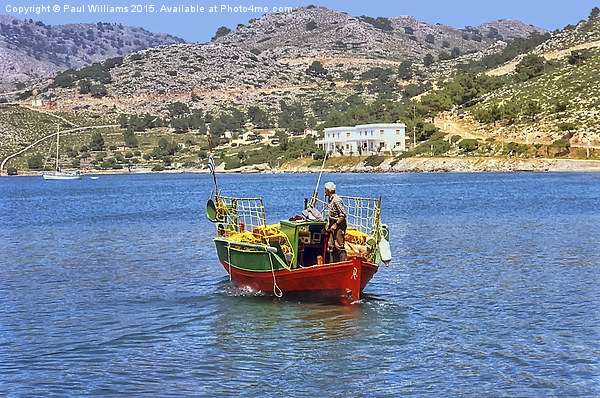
[324,182,336,192]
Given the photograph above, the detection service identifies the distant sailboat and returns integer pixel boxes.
[42,127,82,180]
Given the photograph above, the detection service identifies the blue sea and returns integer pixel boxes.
[1,172,599,397]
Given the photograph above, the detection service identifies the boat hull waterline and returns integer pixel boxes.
[218,252,378,303]
[43,173,82,180]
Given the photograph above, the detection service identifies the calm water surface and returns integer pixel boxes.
[1,172,599,396]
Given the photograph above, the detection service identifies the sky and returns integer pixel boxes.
[1,0,599,43]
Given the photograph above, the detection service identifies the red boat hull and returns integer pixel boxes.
[220,256,378,303]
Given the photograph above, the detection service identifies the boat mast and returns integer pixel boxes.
[310,152,328,208]
[55,126,60,172]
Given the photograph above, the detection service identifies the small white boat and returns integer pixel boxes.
[43,127,82,181]
[43,172,82,180]
[43,172,81,180]
[89,176,99,180]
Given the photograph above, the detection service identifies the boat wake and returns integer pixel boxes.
[223,284,267,297]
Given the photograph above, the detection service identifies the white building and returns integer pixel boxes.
[316,123,407,155]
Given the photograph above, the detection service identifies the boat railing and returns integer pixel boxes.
[335,196,381,237]
[320,195,382,262]
[212,194,295,264]
[213,195,268,233]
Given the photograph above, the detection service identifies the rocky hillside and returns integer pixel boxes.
[48,41,343,116]
[110,43,305,97]
[0,15,183,90]
[6,7,600,175]
[455,11,600,145]
[44,6,548,115]
[216,7,546,63]
[536,8,600,53]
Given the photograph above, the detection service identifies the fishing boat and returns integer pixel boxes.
[206,156,391,303]
[42,127,82,181]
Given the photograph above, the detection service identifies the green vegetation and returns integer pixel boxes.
[359,16,393,31]
[458,138,478,152]
[397,60,413,80]
[470,46,600,136]
[54,56,123,88]
[211,26,231,41]
[89,132,105,151]
[455,32,551,74]
[424,54,435,67]
[221,134,317,170]
[551,139,571,156]
[27,154,44,170]
[360,67,396,99]
[415,136,450,156]
[306,61,327,77]
[515,54,546,82]
[277,101,307,134]
[363,155,386,167]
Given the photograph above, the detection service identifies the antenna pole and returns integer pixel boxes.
[310,152,328,207]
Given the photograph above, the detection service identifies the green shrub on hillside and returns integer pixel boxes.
[359,16,393,31]
[17,90,33,100]
[306,61,327,76]
[224,157,242,170]
[27,154,44,170]
[90,84,107,98]
[101,157,117,169]
[363,155,385,167]
[459,139,479,152]
[515,54,546,82]
[415,139,450,156]
[455,32,550,74]
[551,139,571,156]
[89,132,105,151]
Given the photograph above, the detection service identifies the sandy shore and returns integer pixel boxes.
[4,157,600,177]
[383,157,600,173]
[277,157,600,174]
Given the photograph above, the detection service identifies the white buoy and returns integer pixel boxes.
[379,236,391,266]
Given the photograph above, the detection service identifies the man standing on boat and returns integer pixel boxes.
[324,182,347,262]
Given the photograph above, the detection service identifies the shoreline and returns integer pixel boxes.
[5,157,600,177]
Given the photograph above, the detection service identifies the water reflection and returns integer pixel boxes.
[1,173,599,396]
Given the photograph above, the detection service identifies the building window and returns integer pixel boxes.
[396,130,400,135]
[346,132,351,137]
